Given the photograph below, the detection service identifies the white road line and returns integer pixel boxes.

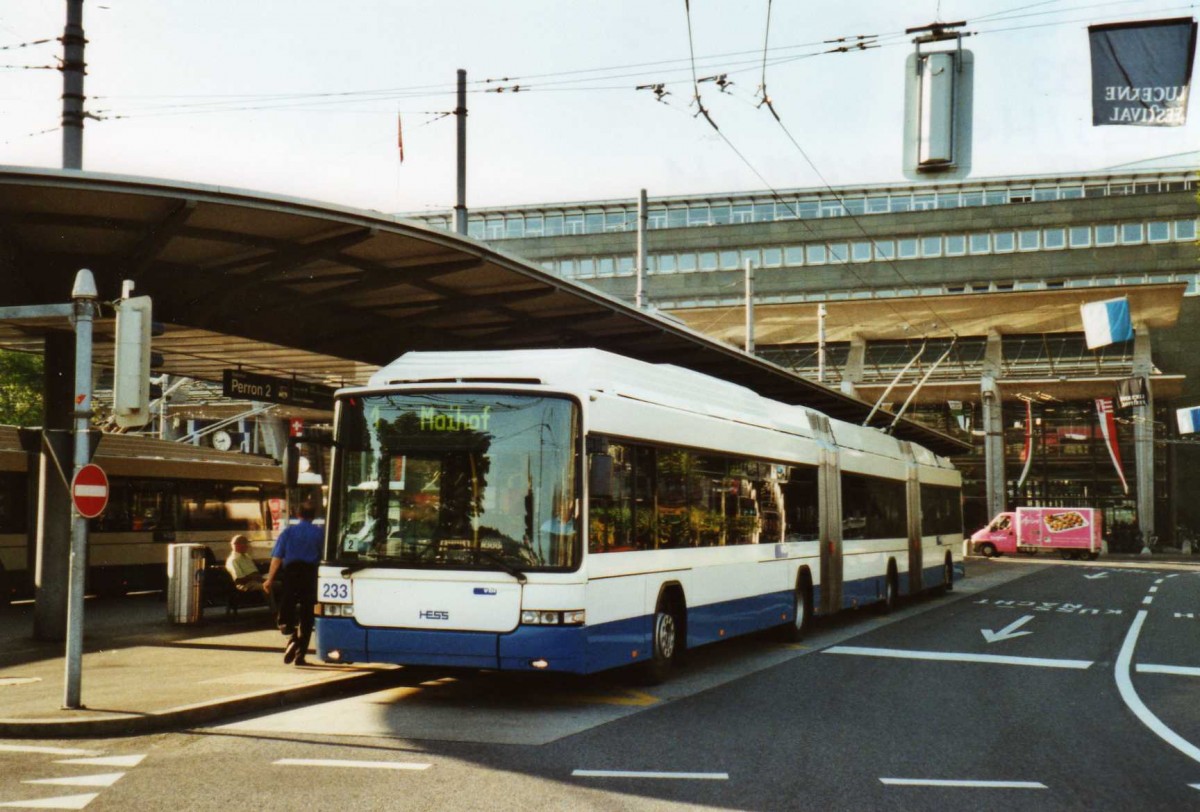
[0,745,98,757]
[54,756,144,769]
[1137,664,1200,677]
[880,777,1047,789]
[1116,610,1200,766]
[572,770,729,780]
[824,646,1092,670]
[1143,596,1154,605]
[24,774,124,789]
[1155,578,1165,585]
[0,794,99,810]
[272,759,430,771]
[1149,586,1159,593]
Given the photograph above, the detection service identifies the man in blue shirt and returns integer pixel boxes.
[264,503,323,666]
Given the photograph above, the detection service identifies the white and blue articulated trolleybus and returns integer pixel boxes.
[315,349,963,681]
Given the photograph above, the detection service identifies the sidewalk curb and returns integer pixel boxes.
[0,668,399,739]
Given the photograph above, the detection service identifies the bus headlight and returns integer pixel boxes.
[318,604,355,618]
[521,610,585,626]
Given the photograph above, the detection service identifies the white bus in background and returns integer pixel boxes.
[315,349,963,681]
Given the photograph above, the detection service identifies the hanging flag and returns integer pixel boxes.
[1081,297,1134,349]
[1089,17,1197,126]
[1116,375,1148,408]
[1177,406,1200,434]
[1095,398,1129,494]
[397,113,405,163]
[1016,399,1035,491]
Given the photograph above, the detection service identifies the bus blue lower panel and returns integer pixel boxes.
[316,617,368,664]
[842,574,884,608]
[318,589,804,674]
[923,562,946,589]
[686,590,792,647]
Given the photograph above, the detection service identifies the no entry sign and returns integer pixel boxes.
[71,463,109,519]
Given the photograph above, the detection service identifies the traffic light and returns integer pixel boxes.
[112,295,163,428]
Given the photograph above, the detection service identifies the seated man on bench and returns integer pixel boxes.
[225,534,267,613]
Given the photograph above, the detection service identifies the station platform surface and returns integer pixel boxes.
[0,592,395,739]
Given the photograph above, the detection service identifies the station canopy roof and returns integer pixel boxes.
[0,166,966,455]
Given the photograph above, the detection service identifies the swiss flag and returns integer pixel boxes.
[289,418,304,438]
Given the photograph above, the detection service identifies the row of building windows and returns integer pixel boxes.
[539,218,1198,280]
[653,271,1200,311]
[410,175,1196,241]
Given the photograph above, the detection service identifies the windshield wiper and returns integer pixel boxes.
[474,548,528,584]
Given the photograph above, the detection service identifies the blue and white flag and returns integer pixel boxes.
[1177,406,1200,435]
[1081,297,1134,349]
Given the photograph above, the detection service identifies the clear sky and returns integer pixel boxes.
[1,1,1196,215]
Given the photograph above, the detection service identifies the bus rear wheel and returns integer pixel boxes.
[780,578,812,642]
[932,556,954,595]
[877,567,898,614]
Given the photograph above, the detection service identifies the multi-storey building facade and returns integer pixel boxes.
[410,163,1199,551]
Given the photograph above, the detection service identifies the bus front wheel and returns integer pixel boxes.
[641,600,681,685]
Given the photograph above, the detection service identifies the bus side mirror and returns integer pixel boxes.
[588,453,614,499]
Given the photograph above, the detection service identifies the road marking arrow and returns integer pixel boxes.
[982,615,1035,643]
[1084,572,1109,580]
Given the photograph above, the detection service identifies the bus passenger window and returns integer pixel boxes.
[781,466,819,541]
[588,441,654,553]
[589,442,634,552]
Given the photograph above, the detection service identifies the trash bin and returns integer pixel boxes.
[167,543,206,624]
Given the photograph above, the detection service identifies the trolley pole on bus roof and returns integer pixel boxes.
[64,269,97,709]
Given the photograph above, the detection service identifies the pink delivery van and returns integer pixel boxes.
[971,507,1103,560]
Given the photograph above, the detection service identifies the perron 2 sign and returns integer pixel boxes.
[222,369,334,410]
[1089,17,1198,126]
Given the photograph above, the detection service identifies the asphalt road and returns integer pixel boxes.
[3,559,1198,811]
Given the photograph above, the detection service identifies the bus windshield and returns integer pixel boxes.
[331,393,581,572]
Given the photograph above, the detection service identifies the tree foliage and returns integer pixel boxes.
[0,350,43,426]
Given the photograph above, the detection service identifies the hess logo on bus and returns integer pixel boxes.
[419,610,449,621]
